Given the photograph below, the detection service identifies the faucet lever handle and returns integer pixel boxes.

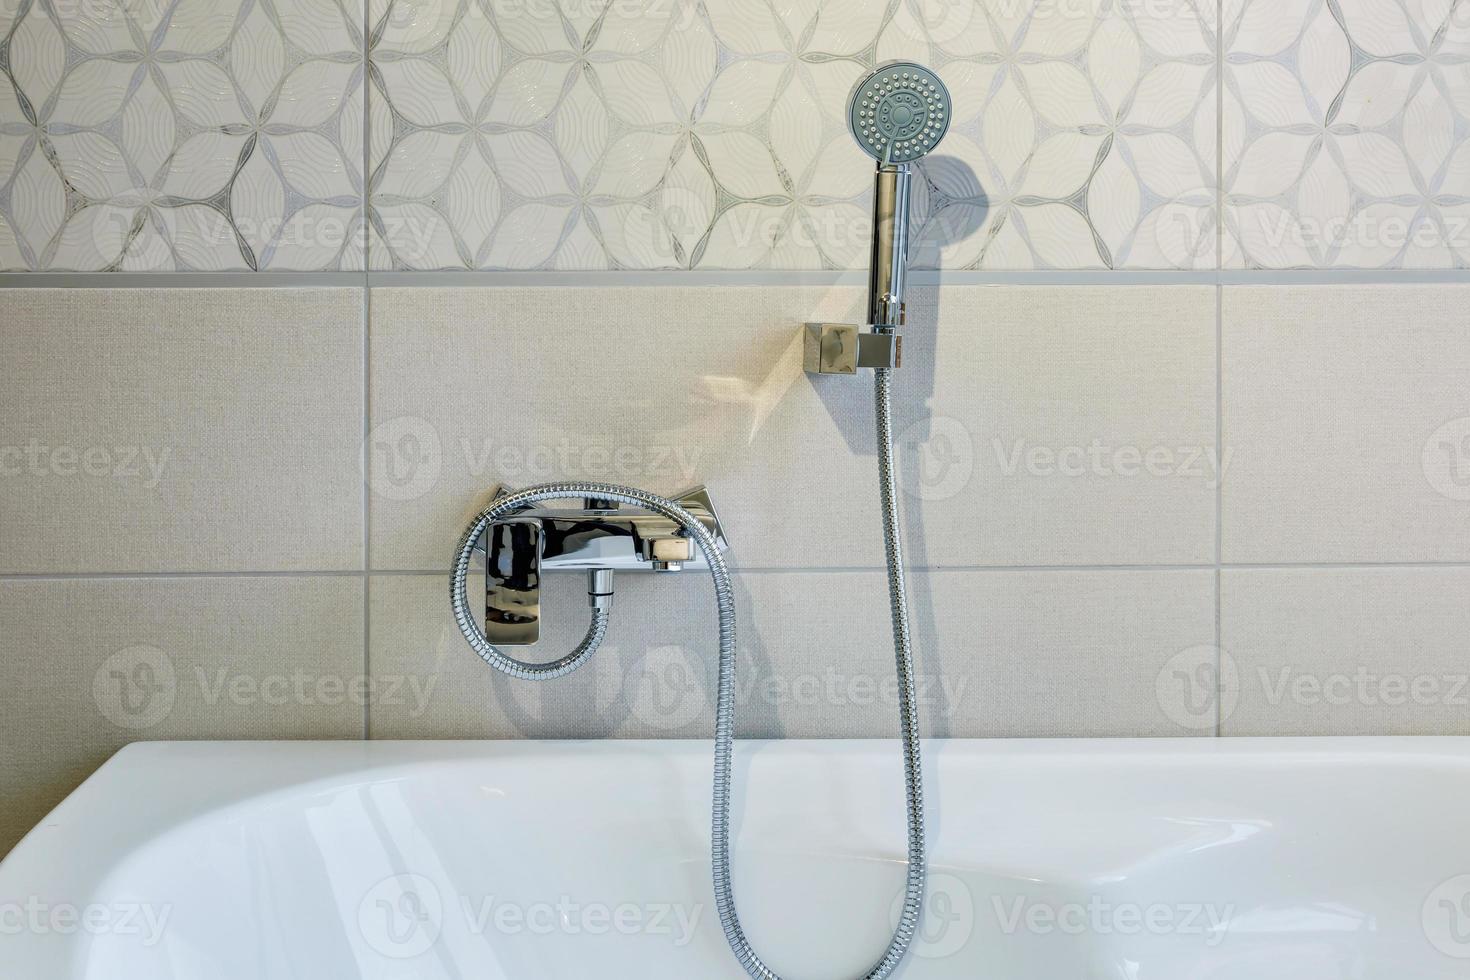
[484,516,542,645]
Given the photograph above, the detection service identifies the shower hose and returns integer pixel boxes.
[451,368,925,979]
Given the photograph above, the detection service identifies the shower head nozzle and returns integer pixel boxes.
[848,62,951,165]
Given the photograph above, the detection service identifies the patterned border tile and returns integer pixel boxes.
[0,0,366,270]
[1224,0,1470,269]
[364,0,1220,271]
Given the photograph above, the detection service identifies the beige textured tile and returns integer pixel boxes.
[0,289,364,573]
[368,285,882,570]
[0,577,365,857]
[903,286,1218,565]
[368,568,1214,739]
[368,285,1218,569]
[1222,568,1470,736]
[1222,286,1470,562]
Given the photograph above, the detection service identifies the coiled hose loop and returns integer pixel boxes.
[451,367,925,978]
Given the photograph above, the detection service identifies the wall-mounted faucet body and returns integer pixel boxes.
[475,485,727,646]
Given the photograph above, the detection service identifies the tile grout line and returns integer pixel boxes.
[8,270,1470,288]
[1215,285,1225,739]
[361,0,373,743]
[8,562,1470,582]
[1215,0,1226,739]
[1216,0,1226,270]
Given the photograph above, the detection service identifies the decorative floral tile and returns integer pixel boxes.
[0,0,365,271]
[367,0,1220,271]
[1224,0,1470,268]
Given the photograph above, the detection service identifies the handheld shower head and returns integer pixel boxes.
[848,62,952,164]
[848,62,951,329]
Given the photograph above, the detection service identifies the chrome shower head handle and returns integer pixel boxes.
[847,63,952,329]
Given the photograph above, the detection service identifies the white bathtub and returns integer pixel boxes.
[2,738,1467,978]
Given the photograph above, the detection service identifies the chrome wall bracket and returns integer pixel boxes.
[472,485,728,646]
[803,323,901,375]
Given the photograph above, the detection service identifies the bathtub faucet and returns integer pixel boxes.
[472,485,728,647]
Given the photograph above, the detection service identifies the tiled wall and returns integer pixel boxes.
[7,0,1470,270]
[5,281,1470,856]
[4,0,1470,856]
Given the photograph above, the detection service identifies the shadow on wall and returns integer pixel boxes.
[811,156,989,743]
[812,153,988,455]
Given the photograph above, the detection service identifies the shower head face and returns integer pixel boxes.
[848,62,951,164]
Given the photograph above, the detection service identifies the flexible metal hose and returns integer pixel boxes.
[450,367,926,978]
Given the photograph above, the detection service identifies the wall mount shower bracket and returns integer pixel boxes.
[470,484,728,646]
[804,322,901,374]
